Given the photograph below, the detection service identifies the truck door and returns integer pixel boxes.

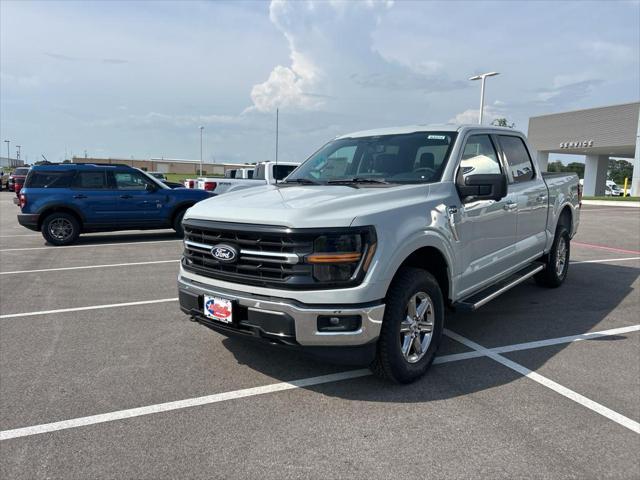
[497,135,548,263]
[110,170,168,226]
[454,134,518,296]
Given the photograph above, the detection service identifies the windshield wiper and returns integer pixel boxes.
[327,177,389,185]
[283,178,322,185]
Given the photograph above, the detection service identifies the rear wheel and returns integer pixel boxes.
[535,226,570,288]
[41,212,80,246]
[371,267,444,383]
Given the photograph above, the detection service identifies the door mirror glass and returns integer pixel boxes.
[456,171,507,202]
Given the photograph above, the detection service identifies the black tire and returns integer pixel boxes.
[535,226,570,288]
[41,212,81,246]
[371,267,444,383]
[172,208,188,237]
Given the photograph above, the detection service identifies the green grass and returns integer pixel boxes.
[582,196,639,201]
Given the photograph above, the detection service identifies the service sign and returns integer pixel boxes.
[559,140,594,149]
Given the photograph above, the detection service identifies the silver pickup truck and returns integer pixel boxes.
[178,124,581,383]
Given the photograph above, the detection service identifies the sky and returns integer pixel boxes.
[1,0,639,165]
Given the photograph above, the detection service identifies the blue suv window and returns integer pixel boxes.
[26,170,75,188]
[114,171,153,190]
[73,171,107,189]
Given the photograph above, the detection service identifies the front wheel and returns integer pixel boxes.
[41,212,80,246]
[535,226,570,288]
[172,208,188,237]
[371,267,444,383]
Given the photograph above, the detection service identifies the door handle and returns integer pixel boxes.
[120,194,133,199]
[73,194,87,199]
[503,201,518,211]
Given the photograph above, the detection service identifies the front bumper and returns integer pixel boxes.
[17,213,40,231]
[178,276,384,359]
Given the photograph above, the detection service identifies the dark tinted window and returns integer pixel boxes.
[73,171,107,189]
[499,135,534,183]
[273,165,297,181]
[246,169,254,179]
[14,168,30,176]
[26,170,75,188]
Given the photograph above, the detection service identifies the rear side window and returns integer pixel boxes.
[499,135,535,183]
[26,171,75,188]
[73,171,107,189]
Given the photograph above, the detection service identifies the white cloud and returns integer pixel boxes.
[449,103,505,125]
[582,40,636,63]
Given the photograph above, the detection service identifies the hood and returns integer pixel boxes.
[184,183,431,228]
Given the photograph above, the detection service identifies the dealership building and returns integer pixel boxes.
[528,101,640,196]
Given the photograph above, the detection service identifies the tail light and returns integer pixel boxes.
[203,181,217,191]
[185,179,195,188]
[577,182,583,207]
[19,193,26,209]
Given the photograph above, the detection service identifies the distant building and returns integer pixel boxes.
[0,157,25,168]
[72,157,253,176]
[528,102,639,196]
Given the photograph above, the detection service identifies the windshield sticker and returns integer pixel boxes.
[428,135,447,140]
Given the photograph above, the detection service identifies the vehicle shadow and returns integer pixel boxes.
[220,262,639,402]
[49,230,181,246]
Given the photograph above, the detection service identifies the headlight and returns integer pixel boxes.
[305,228,376,283]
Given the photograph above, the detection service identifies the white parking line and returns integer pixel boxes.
[1,324,637,440]
[0,239,182,252]
[444,329,640,434]
[0,233,40,238]
[0,298,178,319]
[571,257,640,264]
[1,259,180,275]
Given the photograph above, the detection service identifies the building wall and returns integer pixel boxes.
[528,102,639,156]
[71,157,224,176]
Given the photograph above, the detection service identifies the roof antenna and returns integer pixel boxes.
[275,108,279,184]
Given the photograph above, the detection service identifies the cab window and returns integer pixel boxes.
[114,171,153,190]
[499,135,535,183]
[460,134,502,177]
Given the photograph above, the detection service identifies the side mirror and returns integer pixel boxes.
[145,183,157,192]
[456,172,507,202]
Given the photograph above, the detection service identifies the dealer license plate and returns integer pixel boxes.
[203,296,233,324]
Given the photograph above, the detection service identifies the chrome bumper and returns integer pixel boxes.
[178,276,384,347]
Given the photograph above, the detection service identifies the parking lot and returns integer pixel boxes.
[0,190,638,479]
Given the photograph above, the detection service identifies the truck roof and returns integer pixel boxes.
[337,123,524,139]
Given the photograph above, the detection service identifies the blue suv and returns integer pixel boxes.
[17,163,213,245]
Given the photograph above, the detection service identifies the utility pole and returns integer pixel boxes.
[4,140,9,167]
[469,72,500,124]
[199,126,204,176]
[16,145,21,162]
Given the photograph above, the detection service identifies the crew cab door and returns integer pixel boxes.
[70,169,119,225]
[110,170,168,225]
[453,134,518,296]
[496,135,548,263]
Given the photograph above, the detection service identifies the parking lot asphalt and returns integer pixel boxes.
[0,190,638,479]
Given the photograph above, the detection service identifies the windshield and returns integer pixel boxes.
[14,168,30,175]
[139,169,169,189]
[286,132,457,185]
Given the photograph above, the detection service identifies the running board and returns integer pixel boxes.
[454,263,545,312]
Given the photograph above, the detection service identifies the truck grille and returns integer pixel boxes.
[182,219,316,288]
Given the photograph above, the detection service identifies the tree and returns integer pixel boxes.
[547,160,565,173]
[608,158,633,185]
[565,162,585,179]
[491,118,515,128]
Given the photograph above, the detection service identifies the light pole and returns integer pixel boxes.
[199,126,204,176]
[469,72,499,124]
[16,145,21,162]
[3,140,9,167]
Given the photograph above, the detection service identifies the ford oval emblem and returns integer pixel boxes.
[211,244,238,263]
